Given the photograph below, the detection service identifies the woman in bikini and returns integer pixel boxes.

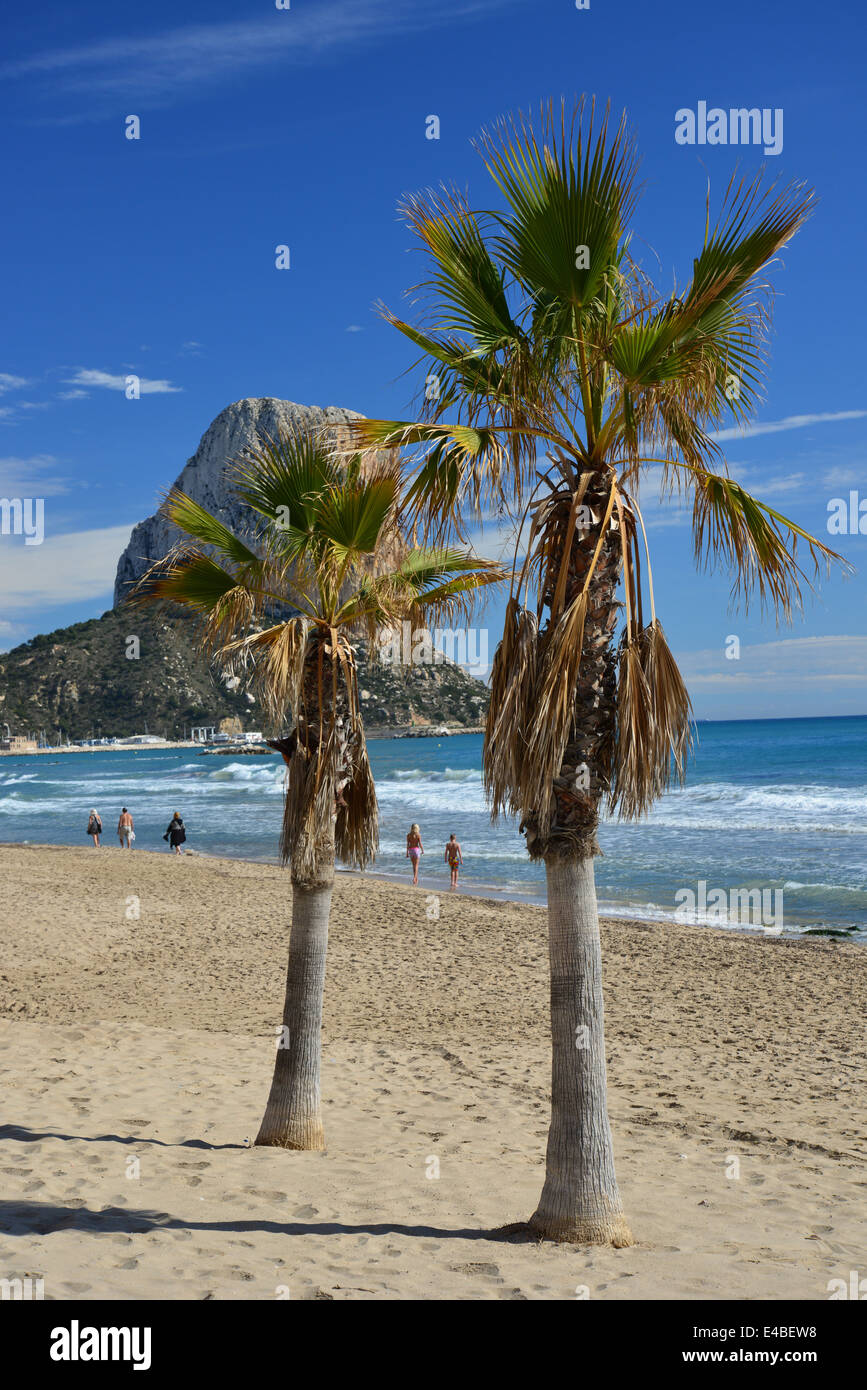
[406,823,423,885]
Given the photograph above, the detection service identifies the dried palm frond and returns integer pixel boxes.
[483,597,538,819]
[610,620,693,819]
[280,734,334,884]
[519,590,589,836]
[610,633,653,820]
[335,725,378,868]
[283,721,363,884]
[221,616,310,726]
[640,619,694,787]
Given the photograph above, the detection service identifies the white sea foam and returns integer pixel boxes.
[619,782,867,836]
[207,761,285,793]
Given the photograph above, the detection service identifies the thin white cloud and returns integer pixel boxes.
[0,617,27,652]
[65,368,182,395]
[709,410,867,444]
[741,472,806,497]
[2,1,509,113]
[0,523,135,609]
[0,373,31,394]
[0,454,72,498]
[345,325,364,333]
[467,517,527,563]
[57,388,89,400]
[678,635,867,690]
[823,466,863,489]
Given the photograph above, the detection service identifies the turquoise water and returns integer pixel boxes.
[2,716,866,939]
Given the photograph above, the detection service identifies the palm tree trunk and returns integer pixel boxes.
[255,880,332,1149]
[528,855,631,1244]
[523,475,631,1244]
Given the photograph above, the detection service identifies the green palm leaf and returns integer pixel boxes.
[479,99,639,314]
[164,490,261,569]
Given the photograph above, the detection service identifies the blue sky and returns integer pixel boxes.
[0,0,864,718]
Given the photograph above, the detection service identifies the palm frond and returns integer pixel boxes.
[518,591,588,836]
[692,473,849,615]
[162,490,261,570]
[609,621,693,820]
[478,97,640,314]
[131,549,241,614]
[483,597,539,820]
[231,430,341,529]
[335,728,378,869]
[399,187,522,352]
[316,473,400,559]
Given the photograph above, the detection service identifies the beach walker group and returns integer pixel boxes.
[406,823,463,890]
[86,809,187,854]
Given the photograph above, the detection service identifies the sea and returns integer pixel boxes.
[1,716,865,940]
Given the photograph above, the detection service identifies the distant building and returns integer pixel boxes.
[0,736,38,753]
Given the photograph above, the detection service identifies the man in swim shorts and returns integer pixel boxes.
[444,833,463,890]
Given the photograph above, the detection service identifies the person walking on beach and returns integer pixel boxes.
[117,807,134,849]
[87,809,102,847]
[164,811,186,855]
[406,823,423,885]
[444,832,463,891]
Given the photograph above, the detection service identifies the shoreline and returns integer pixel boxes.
[0,728,487,757]
[2,840,860,948]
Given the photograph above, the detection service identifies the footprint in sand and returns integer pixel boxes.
[450,1261,504,1283]
[292,1204,318,1218]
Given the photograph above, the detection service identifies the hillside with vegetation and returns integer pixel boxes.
[0,605,489,742]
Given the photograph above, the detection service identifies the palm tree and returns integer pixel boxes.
[132,429,502,1150]
[344,99,848,1242]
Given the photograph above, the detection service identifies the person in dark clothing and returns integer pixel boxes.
[164,811,186,854]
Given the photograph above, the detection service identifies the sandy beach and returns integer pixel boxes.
[0,843,864,1301]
